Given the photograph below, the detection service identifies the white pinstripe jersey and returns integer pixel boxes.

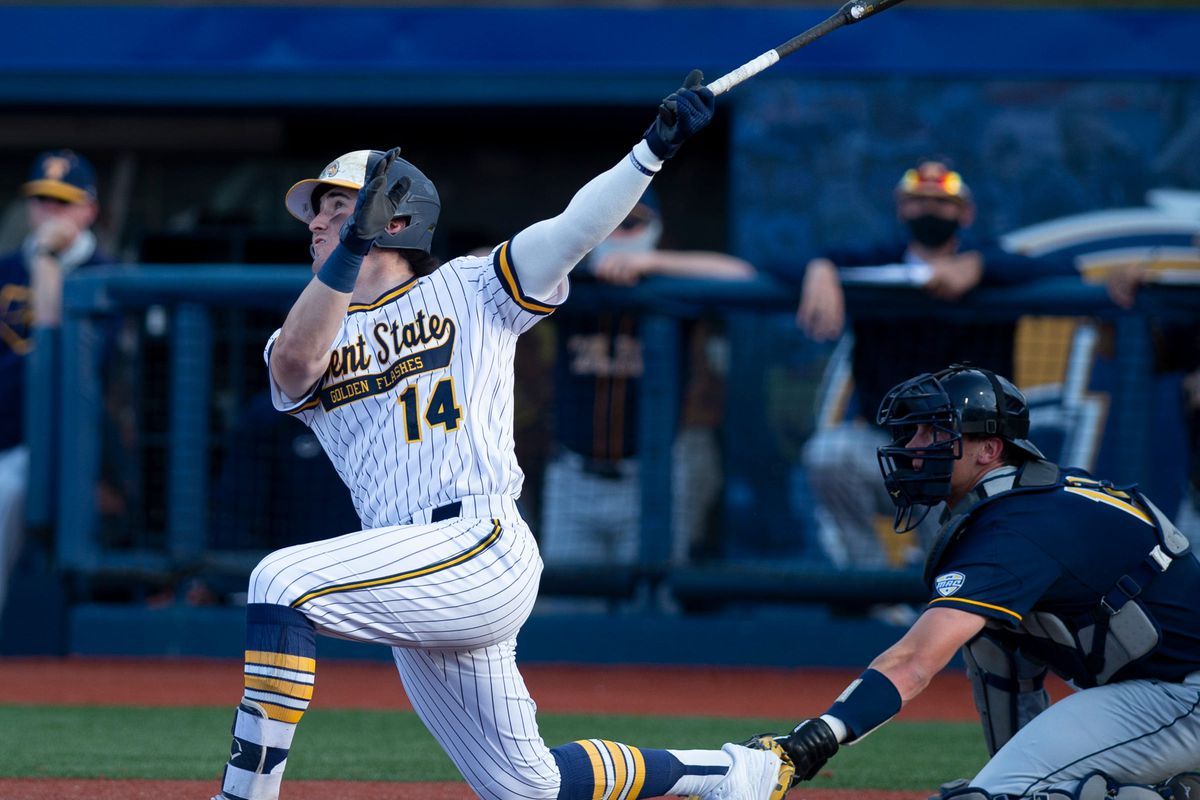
[266,242,564,529]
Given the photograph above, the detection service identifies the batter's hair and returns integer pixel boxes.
[401,249,440,277]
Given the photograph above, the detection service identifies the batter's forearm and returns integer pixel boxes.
[271,278,349,399]
[509,140,662,300]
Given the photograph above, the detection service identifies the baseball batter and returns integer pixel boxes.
[747,365,1200,799]
[211,71,793,800]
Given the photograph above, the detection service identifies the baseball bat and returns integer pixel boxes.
[707,0,910,97]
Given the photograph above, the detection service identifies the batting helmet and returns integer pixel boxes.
[285,149,440,254]
[875,364,1044,531]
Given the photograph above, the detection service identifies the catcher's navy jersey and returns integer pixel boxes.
[928,469,1200,684]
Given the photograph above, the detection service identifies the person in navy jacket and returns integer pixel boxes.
[0,149,112,619]
[787,160,1077,571]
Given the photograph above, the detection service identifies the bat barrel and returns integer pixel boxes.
[708,0,908,96]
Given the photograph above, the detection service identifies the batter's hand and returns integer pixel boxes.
[923,251,983,301]
[797,259,845,341]
[341,147,411,254]
[776,718,840,781]
[644,69,715,160]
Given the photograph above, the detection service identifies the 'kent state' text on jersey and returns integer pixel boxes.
[265,244,560,529]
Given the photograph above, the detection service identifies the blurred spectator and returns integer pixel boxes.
[0,150,113,617]
[787,159,1076,571]
[210,391,361,554]
[538,190,754,566]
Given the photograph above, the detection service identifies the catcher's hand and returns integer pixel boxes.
[744,718,840,783]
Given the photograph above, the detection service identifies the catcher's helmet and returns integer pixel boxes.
[875,364,1043,532]
[285,149,440,254]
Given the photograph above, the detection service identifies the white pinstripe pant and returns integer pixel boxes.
[248,504,561,799]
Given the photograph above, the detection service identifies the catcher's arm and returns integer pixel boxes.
[747,608,986,783]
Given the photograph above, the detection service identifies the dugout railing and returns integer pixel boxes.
[31,266,1200,613]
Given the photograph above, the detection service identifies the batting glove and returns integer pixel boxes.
[776,718,840,781]
[643,69,715,160]
[340,147,412,256]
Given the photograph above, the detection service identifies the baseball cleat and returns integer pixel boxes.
[687,742,794,800]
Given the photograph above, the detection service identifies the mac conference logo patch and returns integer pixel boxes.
[934,571,966,597]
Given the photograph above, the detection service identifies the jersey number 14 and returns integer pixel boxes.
[398,377,462,443]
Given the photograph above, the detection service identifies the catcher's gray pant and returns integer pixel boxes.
[972,671,1200,796]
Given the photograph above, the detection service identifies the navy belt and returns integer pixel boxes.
[430,501,462,522]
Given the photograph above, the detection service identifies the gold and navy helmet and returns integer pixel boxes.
[285,149,440,254]
[875,364,1043,532]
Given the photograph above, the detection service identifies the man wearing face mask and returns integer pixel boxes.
[539,189,755,567]
[793,160,1075,573]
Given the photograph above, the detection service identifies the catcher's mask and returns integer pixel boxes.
[876,364,1043,532]
[284,149,440,254]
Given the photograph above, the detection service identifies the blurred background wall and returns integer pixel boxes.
[1,1,1198,664]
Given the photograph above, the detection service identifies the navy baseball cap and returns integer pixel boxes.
[22,149,98,204]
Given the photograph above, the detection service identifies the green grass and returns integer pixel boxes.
[0,705,988,790]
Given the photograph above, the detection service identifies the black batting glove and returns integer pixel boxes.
[777,718,840,781]
[340,147,412,255]
[643,69,716,160]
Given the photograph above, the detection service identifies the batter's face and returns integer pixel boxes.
[307,188,357,272]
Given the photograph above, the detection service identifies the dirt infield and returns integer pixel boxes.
[0,778,930,800]
[0,657,987,720]
[0,657,1022,799]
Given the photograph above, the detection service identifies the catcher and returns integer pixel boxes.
[747,364,1200,800]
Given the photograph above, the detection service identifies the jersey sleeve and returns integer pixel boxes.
[457,244,568,335]
[263,328,322,418]
[927,525,1062,625]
